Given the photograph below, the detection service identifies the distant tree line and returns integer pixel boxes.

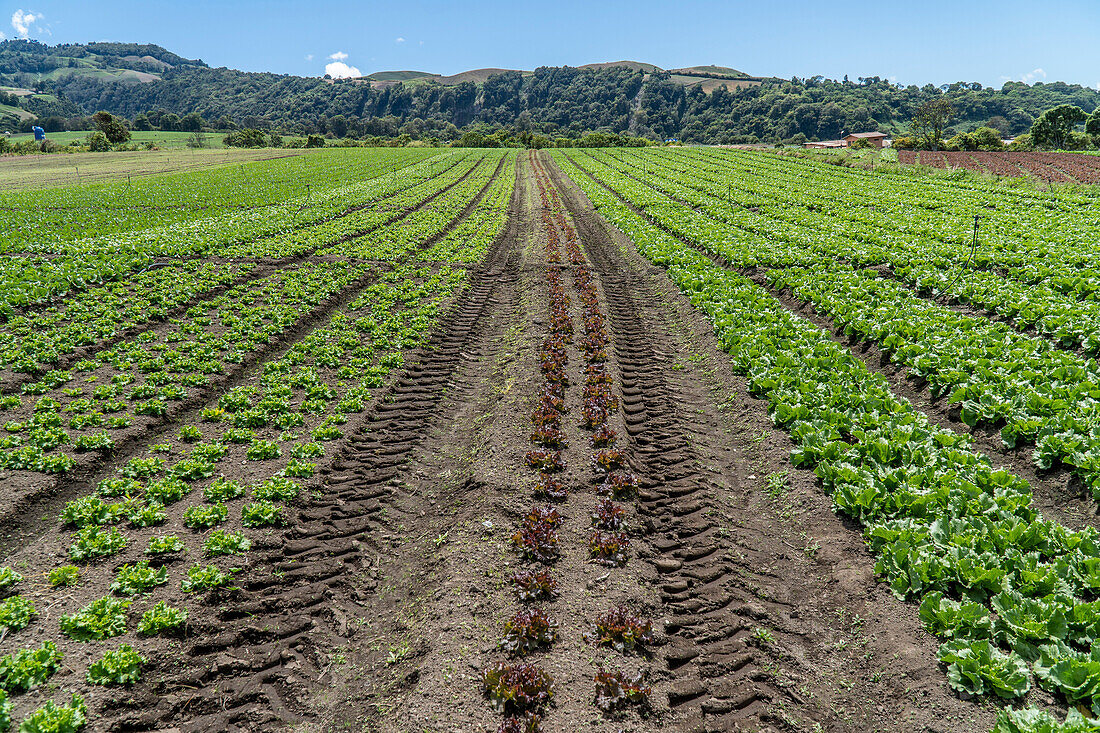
[4,40,1100,147]
[893,99,1100,151]
[40,64,1100,145]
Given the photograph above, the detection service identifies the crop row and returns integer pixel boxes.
[659,147,1100,296]
[0,150,474,315]
[317,151,510,259]
[0,260,372,483]
[0,148,439,252]
[0,152,499,380]
[616,149,1100,349]
[0,263,468,729]
[485,164,571,728]
[569,151,1100,501]
[419,152,518,263]
[219,151,490,258]
[0,261,255,379]
[554,149,1100,732]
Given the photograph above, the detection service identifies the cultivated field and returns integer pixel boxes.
[0,146,1098,733]
[897,149,1100,184]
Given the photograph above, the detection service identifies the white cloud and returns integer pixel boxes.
[328,51,348,61]
[325,61,361,79]
[395,37,405,43]
[11,10,41,39]
[305,54,314,61]
[1022,68,1046,83]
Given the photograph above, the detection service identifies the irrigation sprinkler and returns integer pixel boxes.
[935,214,980,303]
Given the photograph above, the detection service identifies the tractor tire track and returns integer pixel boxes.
[542,153,791,730]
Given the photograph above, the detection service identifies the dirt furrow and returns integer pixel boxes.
[544,153,1001,732]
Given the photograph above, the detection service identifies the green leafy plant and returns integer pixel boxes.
[937,640,1031,699]
[246,439,280,460]
[128,500,167,528]
[18,693,87,733]
[137,601,188,636]
[87,644,144,685]
[169,458,215,482]
[241,500,286,527]
[252,476,300,503]
[178,425,203,443]
[203,529,251,557]
[181,564,237,593]
[59,596,130,641]
[145,476,191,504]
[281,458,315,478]
[60,496,124,528]
[0,642,62,691]
[96,477,143,498]
[73,431,114,453]
[289,442,324,459]
[183,503,228,530]
[47,566,79,588]
[0,596,35,632]
[189,442,228,462]
[203,477,245,502]
[119,457,164,479]
[0,568,22,594]
[68,525,127,562]
[110,560,168,596]
[146,535,185,555]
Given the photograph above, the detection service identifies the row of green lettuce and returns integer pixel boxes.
[607,148,1100,347]
[635,149,1100,349]
[0,150,479,317]
[0,150,513,379]
[553,149,1100,732]
[0,148,441,253]
[571,151,1100,505]
[650,147,1100,291]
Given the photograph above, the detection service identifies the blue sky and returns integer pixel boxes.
[3,0,1099,89]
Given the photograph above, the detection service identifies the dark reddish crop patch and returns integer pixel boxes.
[589,529,629,567]
[500,607,559,656]
[512,568,559,603]
[593,668,651,715]
[483,661,555,714]
[586,606,654,653]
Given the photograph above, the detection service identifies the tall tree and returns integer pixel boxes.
[1086,107,1100,144]
[91,110,130,143]
[910,98,953,150]
[1030,104,1087,149]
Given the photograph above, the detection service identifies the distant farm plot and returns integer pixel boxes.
[7,130,229,150]
[897,149,1100,184]
[0,146,305,189]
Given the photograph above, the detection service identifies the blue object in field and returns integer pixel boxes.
[32,126,45,141]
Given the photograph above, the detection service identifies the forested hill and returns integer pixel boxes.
[6,41,1100,143]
